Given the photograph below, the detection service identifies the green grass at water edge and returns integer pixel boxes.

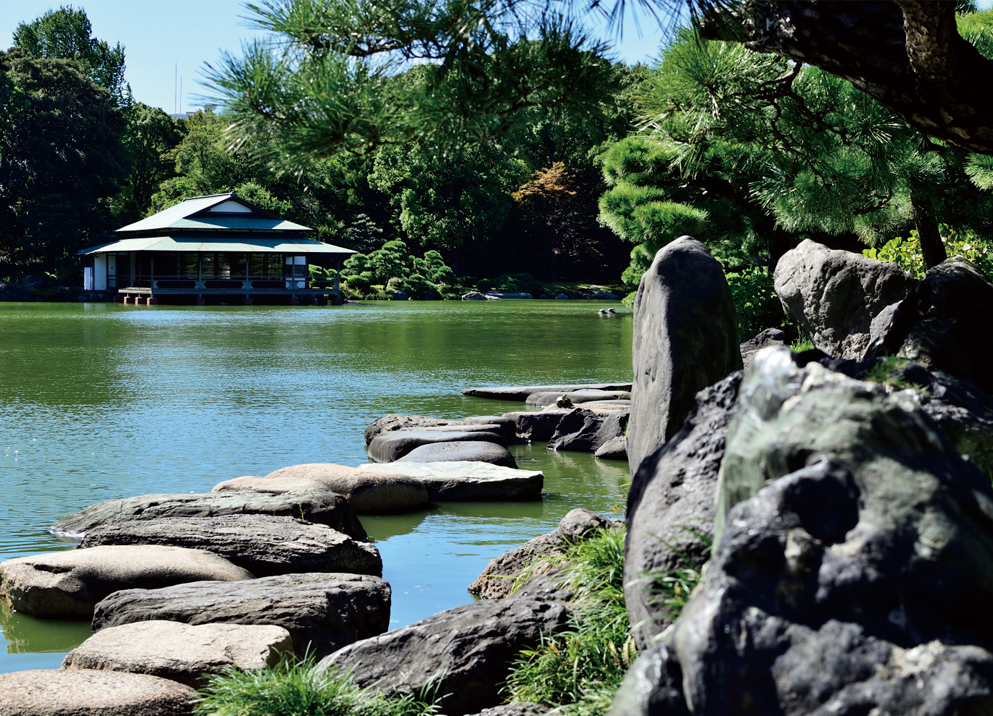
[194,655,440,716]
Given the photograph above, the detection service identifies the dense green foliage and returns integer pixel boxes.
[340,241,458,299]
[195,656,439,716]
[862,227,993,279]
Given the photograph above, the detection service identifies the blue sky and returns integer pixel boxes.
[0,0,668,114]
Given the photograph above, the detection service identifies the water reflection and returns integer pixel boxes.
[0,604,90,654]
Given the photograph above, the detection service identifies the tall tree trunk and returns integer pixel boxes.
[910,183,947,269]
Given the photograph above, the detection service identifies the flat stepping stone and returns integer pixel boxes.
[525,389,631,407]
[0,545,252,619]
[78,515,382,577]
[93,572,390,660]
[397,441,518,468]
[63,620,293,688]
[216,464,430,514]
[364,414,455,444]
[503,410,571,442]
[0,669,196,716]
[461,415,518,442]
[562,400,631,415]
[461,383,632,401]
[367,429,504,463]
[361,461,543,501]
[50,489,366,540]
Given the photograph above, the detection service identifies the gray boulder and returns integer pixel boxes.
[93,572,390,660]
[616,347,993,715]
[595,436,627,461]
[78,515,382,577]
[461,383,631,401]
[627,237,742,477]
[0,545,252,619]
[868,256,993,396]
[319,597,569,716]
[361,462,543,501]
[547,408,629,454]
[0,669,196,716]
[244,463,431,513]
[592,291,619,300]
[63,620,293,689]
[525,389,630,407]
[570,400,631,415]
[0,281,37,302]
[739,327,786,368]
[469,508,616,599]
[624,372,742,648]
[461,415,519,443]
[50,489,366,540]
[367,429,504,463]
[211,474,324,495]
[774,239,917,360]
[364,414,454,444]
[503,410,571,442]
[462,291,486,300]
[466,705,549,716]
[397,440,518,468]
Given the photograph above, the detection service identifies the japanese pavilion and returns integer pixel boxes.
[79,193,355,305]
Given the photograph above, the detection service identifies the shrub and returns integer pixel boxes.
[339,241,460,300]
[863,227,993,279]
[725,267,785,341]
[195,655,439,716]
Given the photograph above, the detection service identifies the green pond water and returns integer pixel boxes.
[0,300,632,674]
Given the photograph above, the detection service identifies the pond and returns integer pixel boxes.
[0,299,633,674]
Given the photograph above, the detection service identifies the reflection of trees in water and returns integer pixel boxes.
[0,602,91,654]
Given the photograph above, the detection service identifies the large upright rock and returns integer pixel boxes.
[869,256,993,396]
[320,597,568,716]
[627,237,742,475]
[78,515,382,577]
[93,572,390,660]
[624,372,741,648]
[0,545,252,619]
[613,348,993,715]
[50,489,366,540]
[774,239,917,360]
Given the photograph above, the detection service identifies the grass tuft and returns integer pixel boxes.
[194,655,440,716]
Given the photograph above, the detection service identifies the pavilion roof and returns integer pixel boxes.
[115,193,312,235]
[79,235,354,256]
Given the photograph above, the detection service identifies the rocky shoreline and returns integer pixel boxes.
[5,235,993,715]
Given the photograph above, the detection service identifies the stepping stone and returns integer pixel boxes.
[461,383,632,401]
[397,441,518,468]
[503,410,571,442]
[525,389,631,407]
[49,489,366,540]
[63,620,293,688]
[367,429,504,463]
[216,464,430,514]
[0,669,196,716]
[0,545,252,619]
[361,461,543,501]
[78,515,382,577]
[461,415,519,442]
[93,572,390,660]
[365,414,455,444]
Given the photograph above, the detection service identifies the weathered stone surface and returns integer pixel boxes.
[78,515,382,577]
[367,430,504,463]
[211,474,325,495]
[462,291,486,301]
[361,462,543,501]
[568,400,631,415]
[548,408,629,454]
[0,669,196,716]
[868,256,993,396]
[628,237,743,477]
[364,414,454,445]
[0,281,37,302]
[0,546,252,619]
[466,705,549,716]
[503,410,570,442]
[93,573,390,660]
[525,389,631,407]
[50,490,366,540]
[397,440,518,468]
[740,327,786,368]
[461,415,519,443]
[461,383,632,401]
[616,347,993,715]
[775,239,917,360]
[320,597,569,716]
[241,462,431,513]
[624,372,742,648]
[469,509,616,599]
[595,436,627,461]
[63,620,293,688]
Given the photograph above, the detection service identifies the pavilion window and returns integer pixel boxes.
[181,253,198,279]
[201,253,215,279]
